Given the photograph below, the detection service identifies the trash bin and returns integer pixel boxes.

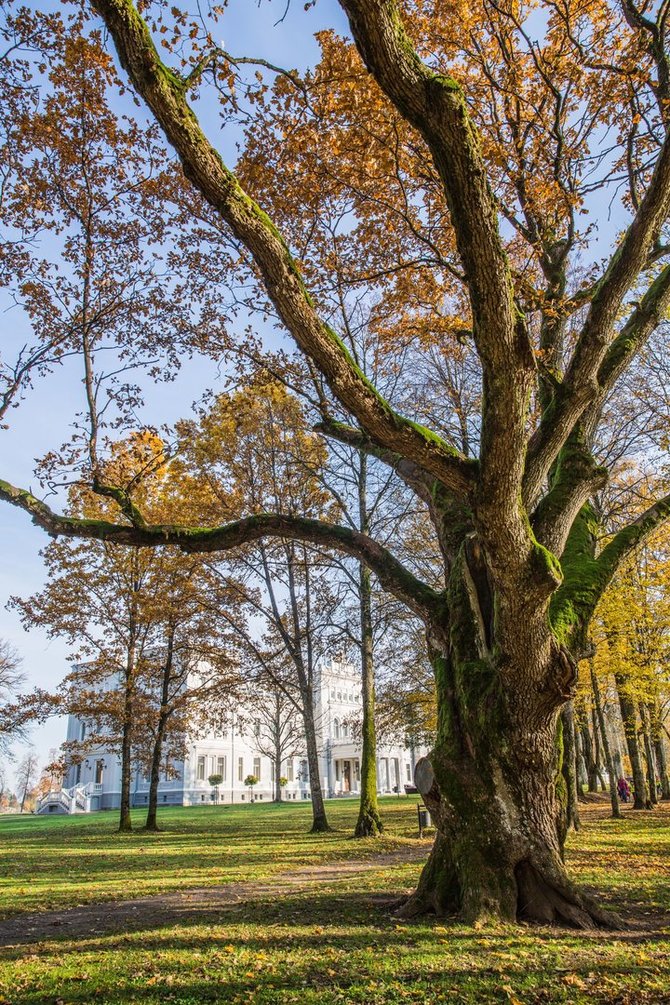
[417,803,431,837]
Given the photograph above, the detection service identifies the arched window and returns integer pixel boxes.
[342,722,349,739]
[334,718,340,739]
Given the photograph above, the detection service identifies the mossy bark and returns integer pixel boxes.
[397,552,615,928]
[354,563,383,837]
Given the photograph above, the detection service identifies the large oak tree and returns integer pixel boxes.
[4,0,670,925]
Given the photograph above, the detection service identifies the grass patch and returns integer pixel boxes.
[0,797,421,919]
[0,798,669,1004]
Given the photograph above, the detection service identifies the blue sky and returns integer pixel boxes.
[0,0,349,774]
[0,0,629,782]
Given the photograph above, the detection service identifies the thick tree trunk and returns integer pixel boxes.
[615,674,650,810]
[561,702,580,831]
[590,666,620,820]
[396,550,616,929]
[403,673,612,925]
[650,702,670,799]
[355,561,383,837]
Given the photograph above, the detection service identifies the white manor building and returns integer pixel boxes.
[42,658,424,813]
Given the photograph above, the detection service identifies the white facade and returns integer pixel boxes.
[58,658,423,811]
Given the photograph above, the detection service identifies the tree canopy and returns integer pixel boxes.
[3,0,670,926]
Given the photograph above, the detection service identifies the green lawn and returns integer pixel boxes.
[0,798,669,1004]
[0,797,422,919]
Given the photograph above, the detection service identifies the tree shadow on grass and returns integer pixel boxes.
[1,884,670,1005]
[1,881,669,958]
[2,892,670,1005]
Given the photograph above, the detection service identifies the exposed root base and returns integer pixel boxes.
[395,862,624,930]
[394,891,450,920]
[310,822,333,834]
[515,860,621,929]
[354,811,384,838]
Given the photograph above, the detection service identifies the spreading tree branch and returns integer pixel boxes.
[0,476,444,620]
[337,0,538,574]
[88,0,474,501]
[525,130,670,504]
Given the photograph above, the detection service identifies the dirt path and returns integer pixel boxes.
[0,846,427,948]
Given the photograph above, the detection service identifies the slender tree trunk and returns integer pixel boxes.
[615,674,650,810]
[145,711,168,830]
[145,631,175,830]
[283,544,330,832]
[19,758,36,813]
[118,640,137,833]
[589,666,620,819]
[639,703,658,805]
[561,702,580,831]
[119,675,134,832]
[655,736,670,800]
[573,721,587,802]
[301,686,330,831]
[355,560,383,837]
[119,559,143,833]
[612,743,624,781]
[591,707,608,792]
[580,717,599,793]
[274,707,282,802]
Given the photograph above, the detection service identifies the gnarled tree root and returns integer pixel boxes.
[395,857,623,929]
[515,859,621,929]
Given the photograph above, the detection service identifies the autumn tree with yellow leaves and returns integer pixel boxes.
[6,0,670,925]
[12,435,243,832]
[590,525,670,808]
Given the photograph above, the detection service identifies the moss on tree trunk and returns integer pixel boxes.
[355,562,383,838]
[397,550,617,928]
